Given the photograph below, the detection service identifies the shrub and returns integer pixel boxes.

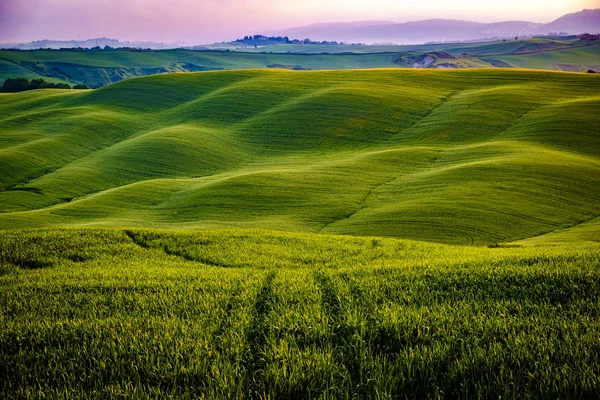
[1,77,30,92]
[0,77,72,92]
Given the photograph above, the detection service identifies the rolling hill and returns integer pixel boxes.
[0,68,599,245]
[2,38,598,88]
[0,49,399,87]
[486,43,600,71]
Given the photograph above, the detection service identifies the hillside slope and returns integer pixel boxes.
[488,43,600,71]
[0,50,399,87]
[2,40,599,87]
[0,69,599,245]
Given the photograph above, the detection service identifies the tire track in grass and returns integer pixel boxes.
[314,271,373,397]
[212,279,245,353]
[123,229,151,248]
[338,271,441,397]
[244,271,276,399]
[340,272,409,360]
[207,278,248,394]
[160,245,230,268]
[124,229,231,267]
[339,272,377,331]
[339,272,384,396]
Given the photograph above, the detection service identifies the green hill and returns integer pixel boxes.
[1,227,599,398]
[2,66,600,399]
[1,39,598,87]
[0,50,399,87]
[209,37,581,55]
[487,43,600,72]
[1,69,599,245]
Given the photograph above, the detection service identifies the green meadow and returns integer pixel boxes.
[1,68,599,397]
[1,38,598,87]
[0,50,399,87]
[231,37,583,55]
[489,43,600,71]
[1,228,599,398]
[1,69,599,245]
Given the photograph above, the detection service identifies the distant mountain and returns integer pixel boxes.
[271,19,541,44]
[540,9,600,34]
[0,37,180,50]
[268,9,600,44]
[264,21,396,41]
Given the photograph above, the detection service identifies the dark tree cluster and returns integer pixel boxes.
[235,35,343,46]
[236,35,291,44]
[0,78,89,93]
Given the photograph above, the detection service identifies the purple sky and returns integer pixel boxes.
[1,0,598,44]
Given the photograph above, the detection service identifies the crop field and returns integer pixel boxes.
[1,68,599,397]
[488,43,600,71]
[230,38,585,56]
[1,228,600,398]
[1,69,599,245]
[0,50,399,87]
[1,39,598,86]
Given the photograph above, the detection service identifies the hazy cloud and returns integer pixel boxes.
[0,0,597,44]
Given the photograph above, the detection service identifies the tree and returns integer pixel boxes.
[73,84,89,89]
[1,78,30,92]
[29,78,47,89]
[0,77,72,92]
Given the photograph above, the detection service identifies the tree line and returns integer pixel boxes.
[0,78,89,93]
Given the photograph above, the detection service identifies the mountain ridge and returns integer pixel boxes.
[268,9,600,44]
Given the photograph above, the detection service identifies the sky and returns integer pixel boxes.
[0,0,598,44]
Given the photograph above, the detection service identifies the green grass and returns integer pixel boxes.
[209,38,581,56]
[444,38,579,56]
[1,227,599,398]
[0,49,397,69]
[0,49,399,87]
[0,69,599,245]
[0,57,71,85]
[1,67,599,398]
[489,43,600,71]
[1,39,598,87]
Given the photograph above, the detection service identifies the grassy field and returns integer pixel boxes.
[1,68,599,397]
[0,50,398,87]
[1,38,598,87]
[1,227,599,398]
[0,69,599,245]
[208,38,582,55]
[488,43,600,71]
[0,57,71,85]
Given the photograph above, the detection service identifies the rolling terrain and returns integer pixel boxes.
[1,227,599,398]
[1,38,598,87]
[1,68,599,245]
[0,50,399,87]
[2,67,600,398]
[2,5,600,399]
[488,42,600,71]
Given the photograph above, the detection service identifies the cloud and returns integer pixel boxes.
[0,0,595,44]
